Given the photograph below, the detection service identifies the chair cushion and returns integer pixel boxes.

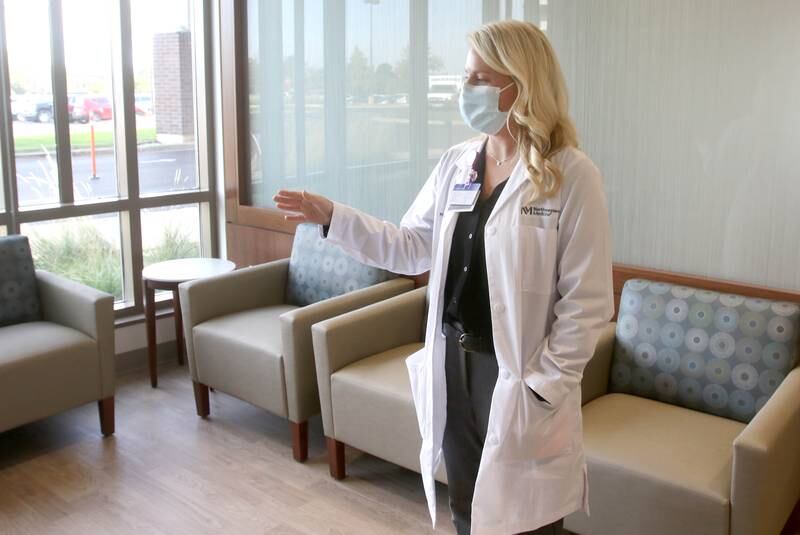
[0,321,100,432]
[192,304,298,417]
[565,393,746,535]
[331,343,443,477]
[285,223,394,306]
[0,235,41,327]
[609,278,800,422]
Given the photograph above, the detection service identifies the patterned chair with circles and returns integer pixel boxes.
[178,224,414,461]
[564,278,800,535]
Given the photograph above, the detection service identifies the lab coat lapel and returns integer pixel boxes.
[486,157,527,225]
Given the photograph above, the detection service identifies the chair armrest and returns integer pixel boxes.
[311,286,427,437]
[179,258,289,380]
[580,321,616,405]
[36,270,115,398]
[731,366,800,535]
[280,277,415,424]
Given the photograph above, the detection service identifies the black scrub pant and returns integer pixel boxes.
[442,323,564,535]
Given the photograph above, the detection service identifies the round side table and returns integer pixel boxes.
[142,257,235,388]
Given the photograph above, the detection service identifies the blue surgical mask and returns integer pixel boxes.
[458,81,515,135]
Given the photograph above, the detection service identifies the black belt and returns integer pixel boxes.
[444,322,495,354]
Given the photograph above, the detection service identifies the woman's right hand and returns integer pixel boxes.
[273,190,334,226]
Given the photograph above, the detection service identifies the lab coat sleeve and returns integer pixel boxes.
[321,160,441,276]
[523,158,615,409]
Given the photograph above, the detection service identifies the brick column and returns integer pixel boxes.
[152,31,194,145]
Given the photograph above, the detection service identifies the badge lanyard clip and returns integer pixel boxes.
[446,156,481,213]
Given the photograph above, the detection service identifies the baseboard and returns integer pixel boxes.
[115,341,180,375]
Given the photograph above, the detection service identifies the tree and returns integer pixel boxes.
[347,46,373,99]
[373,63,397,95]
[394,45,445,91]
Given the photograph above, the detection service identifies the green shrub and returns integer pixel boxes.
[30,225,123,300]
[143,225,200,266]
[29,222,199,302]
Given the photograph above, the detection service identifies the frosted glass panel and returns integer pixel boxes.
[427,1,481,165]
[548,0,800,290]
[246,0,501,223]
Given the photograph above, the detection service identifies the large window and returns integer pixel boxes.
[241,0,537,224]
[0,0,216,315]
[231,0,800,292]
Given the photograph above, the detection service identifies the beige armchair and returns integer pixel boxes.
[178,226,415,462]
[0,270,115,437]
[311,286,445,482]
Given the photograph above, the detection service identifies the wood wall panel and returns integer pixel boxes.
[226,223,294,268]
[611,263,800,322]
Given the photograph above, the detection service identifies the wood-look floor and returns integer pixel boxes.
[0,363,457,535]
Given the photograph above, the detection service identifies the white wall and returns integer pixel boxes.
[115,316,176,355]
[545,0,800,290]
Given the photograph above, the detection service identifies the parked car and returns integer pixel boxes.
[134,94,152,115]
[70,96,113,123]
[67,94,86,122]
[427,83,459,106]
[12,94,53,123]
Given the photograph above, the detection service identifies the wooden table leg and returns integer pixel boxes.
[173,289,184,366]
[145,281,158,388]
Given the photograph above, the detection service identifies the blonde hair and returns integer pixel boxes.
[468,20,578,201]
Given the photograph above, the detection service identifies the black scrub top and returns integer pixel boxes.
[442,142,508,345]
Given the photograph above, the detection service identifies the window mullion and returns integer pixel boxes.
[111,0,144,311]
[0,0,19,233]
[258,1,285,205]
[483,0,500,23]
[294,0,306,182]
[409,0,428,182]
[323,0,346,201]
[48,0,73,206]
[192,0,218,258]
[523,0,540,24]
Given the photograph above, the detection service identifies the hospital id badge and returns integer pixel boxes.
[446,182,481,212]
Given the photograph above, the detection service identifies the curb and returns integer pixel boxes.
[14,143,195,159]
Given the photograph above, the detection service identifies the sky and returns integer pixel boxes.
[247,0,485,77]
[5,0,191,95]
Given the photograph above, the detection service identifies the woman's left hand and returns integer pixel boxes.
[273,189,334,225]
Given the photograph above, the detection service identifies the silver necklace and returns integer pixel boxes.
[486,148,516,166]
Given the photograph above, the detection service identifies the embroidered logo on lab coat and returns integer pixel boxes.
[520,205,560,217]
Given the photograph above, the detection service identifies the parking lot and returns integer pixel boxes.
[12,115,198,205]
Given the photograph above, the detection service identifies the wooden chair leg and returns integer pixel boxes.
[326,437,346,480]
[172,289,185,366]
[782,498,800,534]
[290,421,308,462]
[193,382,210,418]
[98,397,115,437]
[145,283,158,388]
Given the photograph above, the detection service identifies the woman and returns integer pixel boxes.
[275,20,613,535]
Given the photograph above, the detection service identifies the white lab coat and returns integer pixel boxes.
[323,137,614,534]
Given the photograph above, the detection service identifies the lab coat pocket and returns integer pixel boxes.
[518,225,557,294]
[506,384,576,462]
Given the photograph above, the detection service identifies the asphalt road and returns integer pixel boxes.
[15,146,197,205]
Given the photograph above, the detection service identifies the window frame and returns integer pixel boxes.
[0,0,218,319]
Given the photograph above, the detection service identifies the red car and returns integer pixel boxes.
[70,96,112,123]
